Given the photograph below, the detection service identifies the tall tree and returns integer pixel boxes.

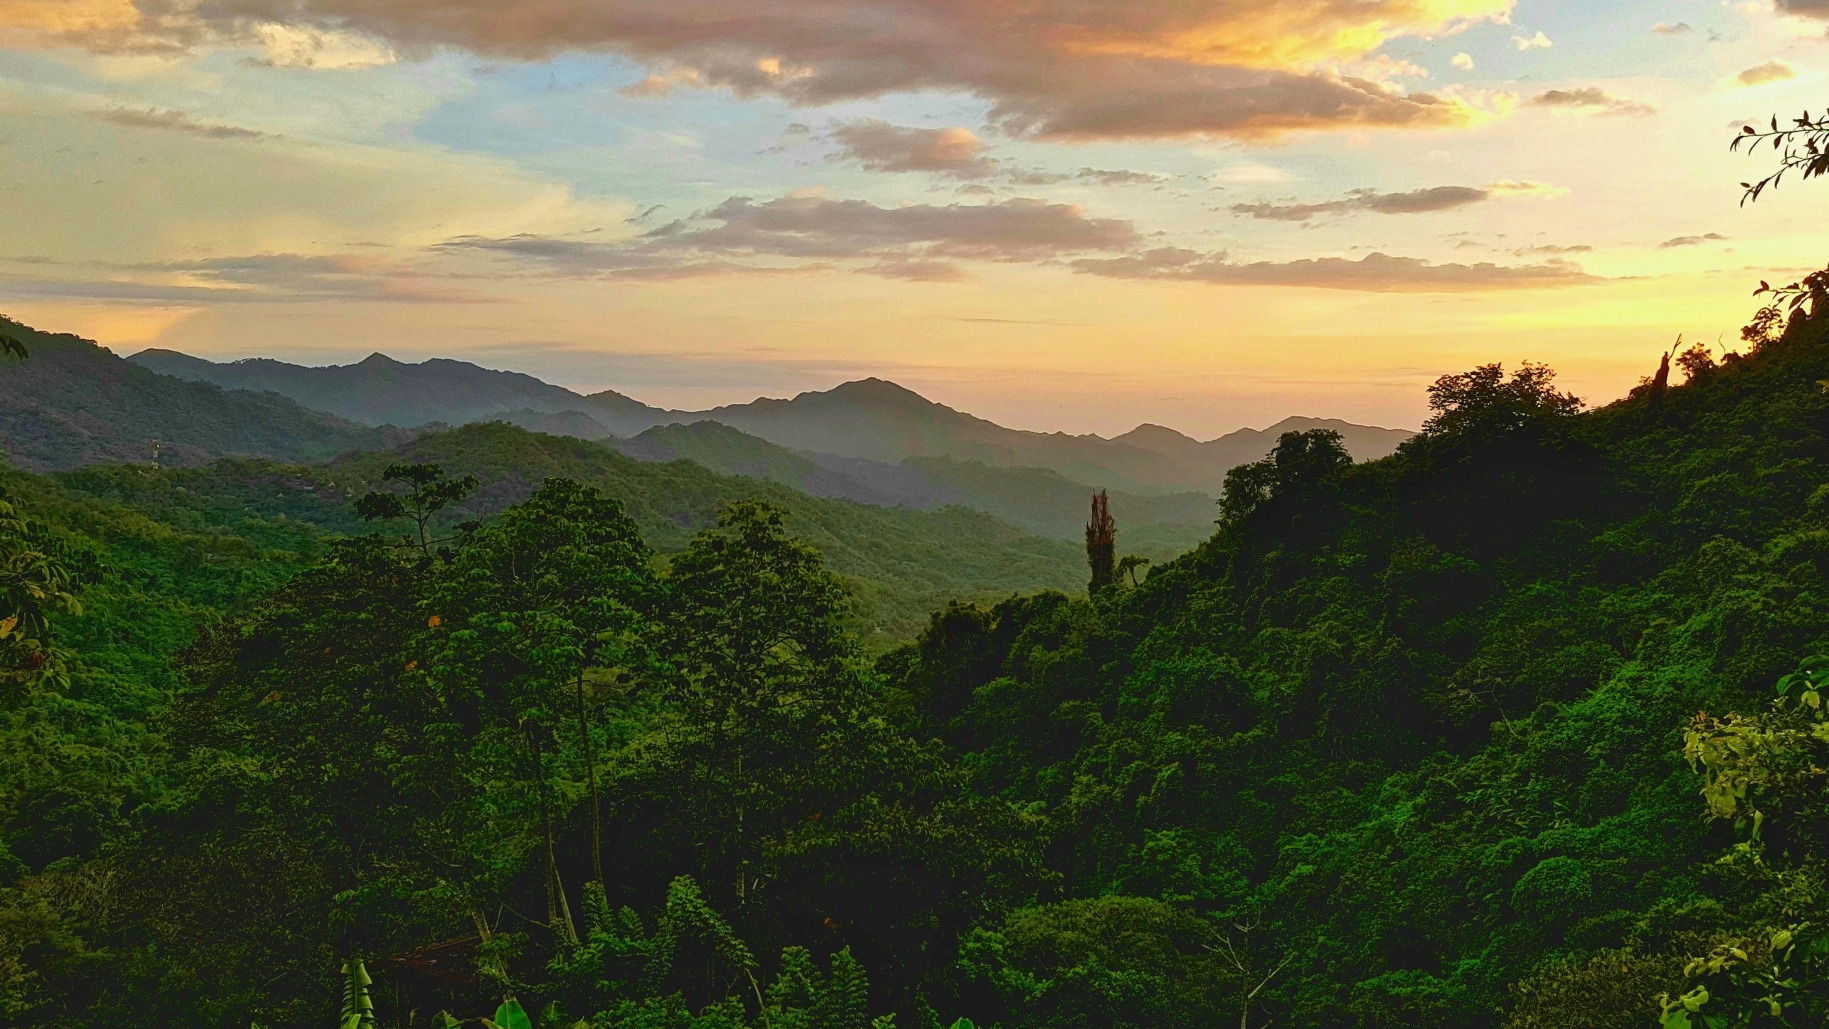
[1085,491,1115,594]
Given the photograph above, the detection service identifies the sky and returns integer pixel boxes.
[1,1,1828,437]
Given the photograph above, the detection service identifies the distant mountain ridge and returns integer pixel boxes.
[129,349,671,436]
[0,319,399,471]
[124,349,1414,494]
[617,420,1215,546]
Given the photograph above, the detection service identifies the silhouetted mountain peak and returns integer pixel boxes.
[1113,423,1200,447]
[824,378,932,404]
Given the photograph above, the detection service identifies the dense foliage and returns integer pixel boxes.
[9,297,1829,1028]
[60,423,1095,645]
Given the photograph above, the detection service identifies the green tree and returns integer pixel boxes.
[1218,428,1351,524]
[429,478,655,904]
[355,462,479,555]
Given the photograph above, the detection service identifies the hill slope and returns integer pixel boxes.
[873,324,1829,1023]
[0,317,395,471]
[59,422,1115,643]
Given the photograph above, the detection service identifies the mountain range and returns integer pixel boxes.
[0,318,402,470]
[0,312,1417,641]
[127,349,1414,495]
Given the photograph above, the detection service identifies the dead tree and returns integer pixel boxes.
[1085,490,1116,594]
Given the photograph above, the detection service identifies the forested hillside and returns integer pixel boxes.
[6,295,1829,1029]
[0,318,399,469]
[58,422,1099,644]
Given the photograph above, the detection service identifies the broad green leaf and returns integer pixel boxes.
[493,998,535,1029]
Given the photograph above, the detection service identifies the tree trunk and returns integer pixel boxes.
[576,676,604,889]
[527,720,578,943]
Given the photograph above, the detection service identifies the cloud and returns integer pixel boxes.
[621,67,708,97]
[1230,179,1562,222]
[1659,233,1727,248]
[828,119,995,178]
[1736,60,1798,87]
[1526,87,1656,116]
[1776,0,1829,18]
[820,121,1171,186]
[1451,52,1475,70]
[1072,248,1598,292]
[1214,164,1290,184]
[1652,21,1691,34]
[1514,244,1591,255]
[86,106,268,139]
[1233,185,1490,221]
[1073,169,1171,187]
[1483,179,1569,198]
[437,195,1140,278]
[859,259,970,281]
[247,22,396,68]
[0,252,474,304]
[434,190,1591,294]
[6,0,1518,141]
[1512,31,1553,50]
[148,253,420,297]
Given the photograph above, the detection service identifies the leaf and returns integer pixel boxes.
[493,998,535,1029]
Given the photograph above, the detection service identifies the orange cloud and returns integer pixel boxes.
[8,0,1518,139]
[0,0,164,50]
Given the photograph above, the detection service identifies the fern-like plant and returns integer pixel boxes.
[339,960,375,1029]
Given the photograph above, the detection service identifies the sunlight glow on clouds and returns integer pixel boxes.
[0,0,1519,140]
[1,0,1828,434]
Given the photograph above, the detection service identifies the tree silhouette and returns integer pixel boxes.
[1085,491,1115,594]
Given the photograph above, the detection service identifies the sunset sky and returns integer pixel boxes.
[2,0,1828,435]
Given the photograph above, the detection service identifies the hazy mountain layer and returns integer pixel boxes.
[124,350,1413,494]
[614,421,1215,546]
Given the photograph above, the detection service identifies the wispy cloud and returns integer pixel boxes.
[1527,87,1656,117]
[1659,233,1727,248]
[1513,31,1554,50]
[0,253,476,305]
[1651,21,1691,35]
[1072,249,1598,292]
[1233,185,1490,222]
[1231,181,1562,222]
[86,107,267,140]
[437,195,1139,280]
[432,190,1591,294]
[1515,244,1592,255]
